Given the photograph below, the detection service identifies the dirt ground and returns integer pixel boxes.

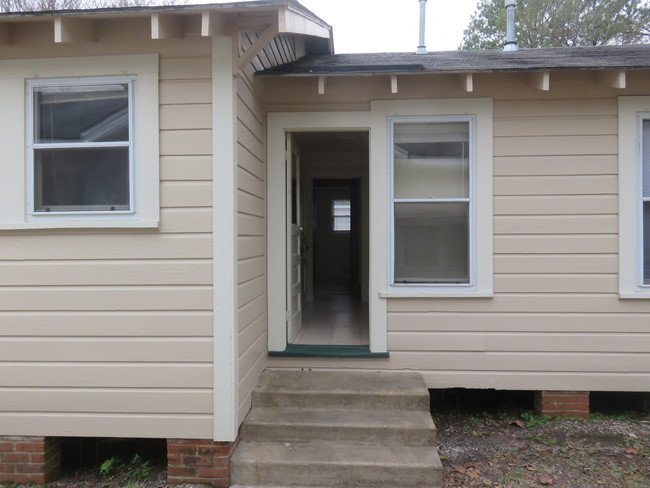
[436,412,650,488]
[2,396,648,488]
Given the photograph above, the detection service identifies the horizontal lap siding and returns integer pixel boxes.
[385,97,648,390]
[267,78,650,391]
[237,65,267,424]
[0,46,214,438]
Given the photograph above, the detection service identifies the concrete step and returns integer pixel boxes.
[252,370,430,411]
[230,441,443,488]
[240,407,436,446]
[231,485,440,488]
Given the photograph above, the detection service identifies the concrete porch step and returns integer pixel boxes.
[230,441,443,488]
[240,406,436,445]
[232,370,442,488]
[252,370,430,410]
[231,486,441,488]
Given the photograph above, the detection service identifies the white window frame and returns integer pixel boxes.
[388,115,476,289]
[0,54,159,229]
[639,114,650,290]
[619,96,650,297]
[372,99,493,298]
[27,76,136,217]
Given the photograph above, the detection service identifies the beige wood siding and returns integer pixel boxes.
[237,63,268,424]
[265,70,650,392]
[0,38,214,438]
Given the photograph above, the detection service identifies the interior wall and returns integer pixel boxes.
[313,185,352,287]
[299,144,370,302]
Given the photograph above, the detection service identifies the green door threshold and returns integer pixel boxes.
[269,345,389,358]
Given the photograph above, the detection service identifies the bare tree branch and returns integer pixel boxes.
[1,0,185,12]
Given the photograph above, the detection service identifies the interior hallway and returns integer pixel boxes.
[293,285,369,346]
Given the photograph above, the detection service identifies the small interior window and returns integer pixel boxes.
[332,199,351,232]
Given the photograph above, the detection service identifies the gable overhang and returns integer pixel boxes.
[0,0,333,57]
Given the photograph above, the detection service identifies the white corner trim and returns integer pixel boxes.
[212,34,239,442]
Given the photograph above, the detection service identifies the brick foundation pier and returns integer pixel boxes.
[0,436,61,484]
[534,391,590,418]
[167,438,238,487]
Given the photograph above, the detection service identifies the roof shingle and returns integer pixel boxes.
[257,44,650,76]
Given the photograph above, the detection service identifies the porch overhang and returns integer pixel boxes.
[0,0,333,57]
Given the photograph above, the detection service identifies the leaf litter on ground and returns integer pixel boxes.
[436,412,650,488]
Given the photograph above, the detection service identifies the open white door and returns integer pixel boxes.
[286,134,303,343]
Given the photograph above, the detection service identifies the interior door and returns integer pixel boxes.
[286,134,303,343]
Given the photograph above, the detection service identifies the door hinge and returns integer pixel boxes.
[285,310,291,321]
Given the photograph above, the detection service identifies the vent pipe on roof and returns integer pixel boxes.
[416,0,427,54]
[504,0,518,51]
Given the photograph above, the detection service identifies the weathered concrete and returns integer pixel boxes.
[241,406,436,445]
[251,370,431,410]
[231,369,442,488]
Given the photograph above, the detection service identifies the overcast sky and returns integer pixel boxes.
[203,0,480,53]
[295,0,479,53]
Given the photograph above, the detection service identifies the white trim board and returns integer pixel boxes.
[266,112,379,352]
[0,54,159,229]
[212,33,239,442]
[370,98,494,300]
[619,96,650,298]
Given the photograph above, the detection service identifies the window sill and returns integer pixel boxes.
[0,220,159,230]
[619,292,650,299]
[378,290,494,298]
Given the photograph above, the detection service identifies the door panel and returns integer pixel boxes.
[287,135,302,343]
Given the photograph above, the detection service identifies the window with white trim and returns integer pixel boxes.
[389,117,474,286]
[619,97,650,297]
[28,77,134,215]
[641,116,650,285]
[0,54,158,229]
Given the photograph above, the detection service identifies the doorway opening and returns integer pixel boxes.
[287,131,369,346]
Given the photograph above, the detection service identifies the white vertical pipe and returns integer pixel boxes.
[416,0,427,54]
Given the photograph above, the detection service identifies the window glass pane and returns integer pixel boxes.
[394,122,469,199]
[641,120,650,198]
[333,200,351,216]
[334,216,351,232]
[644,202,650,285]
[34,84,129,143]
[394,202,469,284]
[333,199,351,231]
[34,148,129,212]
